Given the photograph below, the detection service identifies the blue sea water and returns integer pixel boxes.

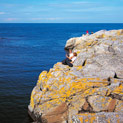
[0,23,123,123]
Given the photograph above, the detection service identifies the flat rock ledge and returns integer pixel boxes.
[28,29,123,123]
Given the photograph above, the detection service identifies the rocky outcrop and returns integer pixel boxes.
[28,29,123,123]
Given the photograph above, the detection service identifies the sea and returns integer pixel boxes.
[0,23,123,123]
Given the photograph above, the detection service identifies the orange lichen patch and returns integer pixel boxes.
[113,79,119,83]
[53,63,70,70]
[88,95,112,112]
[115,115,121,123]
[107,118,111,123]
[92,40,98,45]
[76,113,96,123]
[111,37,117,41]
[96,34,105,39]
[84,118,89,122]
[115,100,123,112]
[86,42,92,46]
[37,71,49,88]
[36,80,41,87]
[75,113,123,123]
[30,87,41,109]
[79,117,83,122]
[70,82,83,91]
[102,79,108,82]
[83,81,108,87]
[90,116,96,123]
[38,71,47,81]
[69,97,85,110]
[55,62,62,66]
[68,81,108,98]
[83,88,97,97]
[84,40,98,48]
[87,78,100,81]
[46,71,54,79]
[30,95,34,109]
[117,30,123,35]
[37,76,109,109]
[87,78,108,83]
[120,80,123,83]
[33,92,43,104]
[65,77,72,83]
[79,78,87,82]
[112,84,123,95]
[112,78,123,84]
[64,71,70,76]
[76,66,83,70]
[102,34,106,38]
[54,71,62,77]
[76,50,81,55]
[70,78,107,96]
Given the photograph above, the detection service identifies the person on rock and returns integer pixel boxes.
[62,52,77,67]
[86,30,89,34]
[86,30,89,36]
[66,48,73,58]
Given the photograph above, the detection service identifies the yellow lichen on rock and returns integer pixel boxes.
[111,37,117,41]
[88,95,112,112]
[28,29,123,122]
[38,71,47,81]
[112,84,123,95]
[30,93,35,109]
[115,100,123,112]
[74,112,123,123]
[76,66,83,70]
[117,29,123,35]
[96,34,105,39]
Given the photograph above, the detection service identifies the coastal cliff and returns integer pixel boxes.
[28,29,123,123]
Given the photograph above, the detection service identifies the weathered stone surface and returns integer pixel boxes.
[115,100,123,112]
[41,103,68,123]
[88,95,112,112]
[72,112,123,123]
[28,29,123,122]
[107,99,117,112]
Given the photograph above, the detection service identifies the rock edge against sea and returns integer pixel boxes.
[28,29,123,123]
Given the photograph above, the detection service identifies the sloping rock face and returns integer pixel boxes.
[28,29,123,123]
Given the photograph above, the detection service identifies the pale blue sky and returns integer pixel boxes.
[0,0,123,23]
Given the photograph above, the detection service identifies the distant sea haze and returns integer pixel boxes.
[0,23,123,123]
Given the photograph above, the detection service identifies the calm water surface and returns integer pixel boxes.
[0,23,123,123]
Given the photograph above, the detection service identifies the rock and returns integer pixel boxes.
[88,95,112,112]
[107,99,117,112]
[41,103,68,123]
[72,112,123,123]
[65,37,77,50]
[115,100,123,112]
[28,29,123,122]
[69,96,86,117]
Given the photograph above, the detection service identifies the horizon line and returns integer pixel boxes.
[0,22,123,24]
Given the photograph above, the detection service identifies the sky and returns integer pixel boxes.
[0,0,123,23]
